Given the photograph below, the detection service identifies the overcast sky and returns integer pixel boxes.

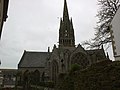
[0,0,114,69]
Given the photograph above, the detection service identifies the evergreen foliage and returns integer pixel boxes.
[70,64,82,72]
[57,61,120,90]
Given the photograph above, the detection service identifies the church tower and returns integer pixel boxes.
[59,0,75,47]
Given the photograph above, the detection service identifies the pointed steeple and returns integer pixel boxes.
[59,18,63,29]
[70,18,74,31]
[53,44,57,49]
[48,47,50,52]
[63,0,69,21]
[70,18,73,28]
[59,0,75,47]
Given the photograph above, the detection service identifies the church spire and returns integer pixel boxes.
[59,0,75,47]
[63,0,69,21]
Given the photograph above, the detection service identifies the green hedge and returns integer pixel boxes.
[57,61,120,90]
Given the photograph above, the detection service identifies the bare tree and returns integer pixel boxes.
[82,0,120,49]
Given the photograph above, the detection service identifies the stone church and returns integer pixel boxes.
[18,0,109,84]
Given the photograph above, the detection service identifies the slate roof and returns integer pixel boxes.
[87,48,107,60]
[87,49,105,56]
[18,51,50,68]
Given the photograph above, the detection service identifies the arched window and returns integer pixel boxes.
[51,60,58,83]
[23,70,29,85]
[32,70,40,84]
